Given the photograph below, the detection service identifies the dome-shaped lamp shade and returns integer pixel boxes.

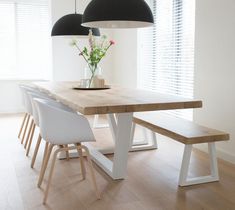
[51,14,100,36]
[82,0,154,29]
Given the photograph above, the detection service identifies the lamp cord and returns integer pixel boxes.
[75,0,77,14]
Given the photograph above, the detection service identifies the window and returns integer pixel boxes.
[137,0,195,120]
[0,0,52,80]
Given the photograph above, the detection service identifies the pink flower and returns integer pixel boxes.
[110,40,115,45]
[88,29,94,50]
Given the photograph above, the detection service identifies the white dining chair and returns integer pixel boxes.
[18,85,37,148]
[34,98,100,204]
[18,85,29,141]
[28,91,74,167]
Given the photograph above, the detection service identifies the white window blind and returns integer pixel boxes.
[0,0,52,80]
[137,0,195,120]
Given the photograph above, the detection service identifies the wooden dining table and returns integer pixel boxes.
[34,81,202,180]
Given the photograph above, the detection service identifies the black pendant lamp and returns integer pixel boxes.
[51,0,100,36]
[82,0,154,29]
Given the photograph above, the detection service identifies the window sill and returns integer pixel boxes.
[0,78,50,82]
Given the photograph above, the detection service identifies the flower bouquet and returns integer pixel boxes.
[70,30,115,88]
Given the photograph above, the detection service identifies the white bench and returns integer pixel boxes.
[132,112,229,186]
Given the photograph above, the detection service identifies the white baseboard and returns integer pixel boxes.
[0,109,25,114]
[195,144,235,165]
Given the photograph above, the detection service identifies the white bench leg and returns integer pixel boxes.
[179,143,219,186]
[150,129,158,149]
[93,115,109,129]
[129,122,136,148]
[129,122,158,151]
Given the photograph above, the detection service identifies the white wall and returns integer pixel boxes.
[112,29,138,87]
[0,80,47,113]
[194,0,235,163]
[0,81,24,113]
[51,0,87,81]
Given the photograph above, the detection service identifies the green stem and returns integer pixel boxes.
[95,44,111,64]
[88,64,98,88]
[74,43,93,70]
[89,72,95,88]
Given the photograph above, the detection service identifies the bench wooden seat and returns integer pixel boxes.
[132,112,230,186]
[133,112,229,144]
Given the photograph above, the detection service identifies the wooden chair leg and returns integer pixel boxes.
[38,143,54,187]
[24,119,34,149]
[31,134,42,168]
[38,142,49,185]
[26,123,36,156]
[21,115,30,144]
[18,113,27,139]
[76,143,86,180]
[43,148,60,204]
[42,142,49,167]
[64,144,70,161]
[58,145,69,160]
[81,145,101,199]
[42,145,100,204]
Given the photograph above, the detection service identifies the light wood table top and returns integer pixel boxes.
[34,82,202,115]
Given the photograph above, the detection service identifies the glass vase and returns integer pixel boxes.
[84,64,102,88]
[85,64,102,78]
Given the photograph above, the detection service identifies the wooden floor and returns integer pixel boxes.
[1,114,235,210]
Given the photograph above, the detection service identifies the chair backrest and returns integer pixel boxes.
[27,92,53,126]
[19,85,38,115]
[28,91,75,126]
[34,98,96,144]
